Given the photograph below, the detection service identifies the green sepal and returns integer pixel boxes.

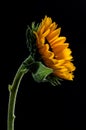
[26,22,39,59]
[32,62,53,83]
[31,22,39,31]
[46,74,63,86]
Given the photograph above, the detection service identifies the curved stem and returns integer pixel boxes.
[7,55,34,130]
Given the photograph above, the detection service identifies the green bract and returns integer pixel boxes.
[26,22,39,59]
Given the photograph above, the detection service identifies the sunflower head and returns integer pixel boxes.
[26,16,76,85]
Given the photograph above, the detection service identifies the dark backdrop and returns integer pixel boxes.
[0,0,85,129]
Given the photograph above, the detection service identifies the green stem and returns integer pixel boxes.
[7,55,34,130]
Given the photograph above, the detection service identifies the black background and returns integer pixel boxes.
[0,0,85,129]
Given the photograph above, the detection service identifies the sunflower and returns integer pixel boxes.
[34,16,76,80]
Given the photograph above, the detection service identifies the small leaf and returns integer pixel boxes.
[23,55,34,68]
[32,62,53,83]
[21,55,35,73]
[8,84,12,92]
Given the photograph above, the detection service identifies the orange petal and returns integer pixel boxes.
[52,43,69,53]
[50,37,66,45]
[47,28,61,40]
[42,29,50,37]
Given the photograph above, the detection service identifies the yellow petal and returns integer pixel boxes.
[39,44,49,54]
[49,22,57,31]
[49,35,59,43]
[42,29,50,37]
[40,25,45,34]
[45,17,52,29]
[47,28,61,40]
[52,43,69,53]
[50,37,66,45]
[40,37,45,44]
[64,61,76,71]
